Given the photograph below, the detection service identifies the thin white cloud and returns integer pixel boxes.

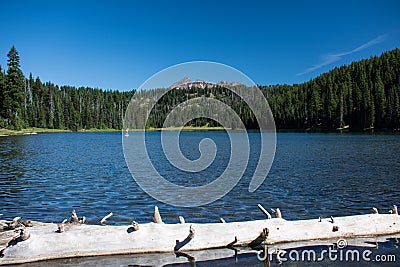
[297,33,389,76]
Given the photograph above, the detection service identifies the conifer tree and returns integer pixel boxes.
[4,46,25,129]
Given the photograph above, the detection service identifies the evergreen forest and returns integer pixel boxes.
[1,46,399,131]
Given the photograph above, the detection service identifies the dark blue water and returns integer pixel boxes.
[0,132,399,225]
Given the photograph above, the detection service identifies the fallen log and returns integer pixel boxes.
[0,206,399,265]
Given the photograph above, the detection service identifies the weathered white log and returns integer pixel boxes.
[153,206,163,224]
[220,218,226,223]
[179,216,185,224]
[100,212,113,225]
[1,210,400,265]
[257,204,272,219]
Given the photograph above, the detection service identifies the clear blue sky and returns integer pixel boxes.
[0,0,399,91]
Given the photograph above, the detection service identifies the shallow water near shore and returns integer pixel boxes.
[1,131,399,265]
[10,237,400,266]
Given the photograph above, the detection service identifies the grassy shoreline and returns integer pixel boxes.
[0,126,228,136]
[1,127,398,136]
[0,127,121,136]
[144,126,227,132]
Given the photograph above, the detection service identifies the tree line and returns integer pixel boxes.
[1,46,399,131]
[264,48,400,130]
[128,48,400,131]
[0,46,134,130]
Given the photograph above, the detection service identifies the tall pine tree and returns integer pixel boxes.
[4,46,25,129]
[0,65,6,127]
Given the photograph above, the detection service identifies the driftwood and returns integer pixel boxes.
[0,205,399,265]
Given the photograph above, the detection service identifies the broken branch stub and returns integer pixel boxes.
[257,204,272,219]
[132,221,139,231]
[19,229,30,241]
[174,225,195,251]
[100,212,113,225]
[6,217,21,230]
[70,210,79,223]
[392,205,398,215]
[56,224,65,233]
[272,208,282,219]
[153,206,163,224]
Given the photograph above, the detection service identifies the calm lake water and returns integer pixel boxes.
[1,131,399,266]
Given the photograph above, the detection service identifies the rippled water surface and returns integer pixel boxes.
[0,132,399,224]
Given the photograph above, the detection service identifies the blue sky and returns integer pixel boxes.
[0,0,399,91]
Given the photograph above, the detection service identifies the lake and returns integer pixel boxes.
[1,131,399,265]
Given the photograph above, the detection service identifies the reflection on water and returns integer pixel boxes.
[11,236,400,267]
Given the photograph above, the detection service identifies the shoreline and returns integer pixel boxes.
[0,128,120,136]
[0,126,228,136]
[1,127,400,136]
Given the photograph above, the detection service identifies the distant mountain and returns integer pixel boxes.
[169,77,192,88]
[169,77,242,89]
[216,81,242,87]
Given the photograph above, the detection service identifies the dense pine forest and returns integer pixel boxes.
[0,46,134,131]
[0,46,399,131]
[264,48,400,130]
